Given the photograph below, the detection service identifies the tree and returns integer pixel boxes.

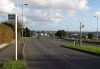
[23,27,31,37]
[88,33,95,39]
[55,30,67,38]
[42,31,44,34]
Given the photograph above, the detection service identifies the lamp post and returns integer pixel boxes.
[22,4,28,38]
[94,16,99,40]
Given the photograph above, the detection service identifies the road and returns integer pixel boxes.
[24,38,100,69]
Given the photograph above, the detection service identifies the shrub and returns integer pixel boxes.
[3,60,27,69]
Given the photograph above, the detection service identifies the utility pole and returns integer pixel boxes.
[79,19,84,46]
[22,4,24,38]
[22,4,28,43]
[94,16,99,40]
[79,21,82,46]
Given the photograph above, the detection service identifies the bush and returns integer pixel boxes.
[3,60,27,69]
[0,24,14,44]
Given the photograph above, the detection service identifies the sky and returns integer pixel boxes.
[0,0,100,31]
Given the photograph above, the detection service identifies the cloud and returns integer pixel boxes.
[48,9,63,22]
[0,0,89,26]
[14,0,89,16]
[95,10,100,16]
[78,0,89,11]
[0,0,15,13]
[25,9,63,23]
[0,0,16,22]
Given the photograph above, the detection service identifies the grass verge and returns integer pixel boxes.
[63,44,100,55]
[18,37,30,60]
[19,37,30,42]
[2,60,27,69]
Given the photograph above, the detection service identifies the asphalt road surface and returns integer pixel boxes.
[24,38,100,69]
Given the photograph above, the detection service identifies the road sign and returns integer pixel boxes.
[8,14,16,24]
[8,14,15,19]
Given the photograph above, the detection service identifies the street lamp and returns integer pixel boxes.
[94,16,99,40]
[22,4,28,38]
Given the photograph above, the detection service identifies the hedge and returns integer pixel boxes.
[0,24,14,44]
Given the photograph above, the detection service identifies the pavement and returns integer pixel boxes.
[0,43,8,49]
[24,38,100,69]
[0,40,23,68]
[0,40,15,49]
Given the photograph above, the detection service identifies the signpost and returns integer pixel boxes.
[8,14,18,60]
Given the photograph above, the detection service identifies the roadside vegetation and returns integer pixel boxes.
[23,27,32,37]
[0,22,31,69]
[55,30,68,39]
[54,30,100,43]
[64,44,100,55]
[19,37,31,42]
[64,37,100,43]
[3,60,27,69]
[88,33,96,39]
[0,21,32,44]
[0,24,14,44]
